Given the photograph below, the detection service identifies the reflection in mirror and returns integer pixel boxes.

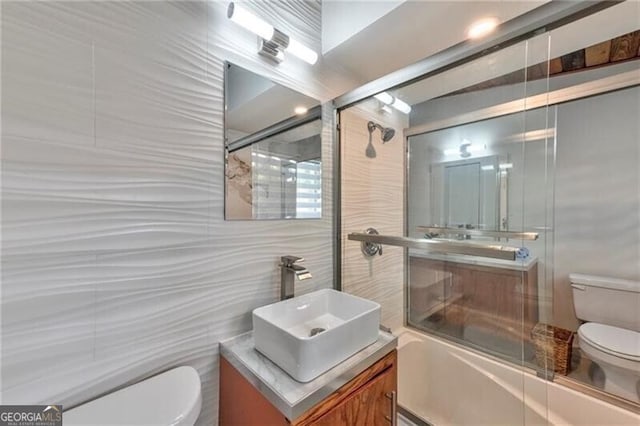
[224,62,321,220]
[408,106,550,240]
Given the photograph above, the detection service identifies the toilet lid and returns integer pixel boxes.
[578,323,640,361]
[65,366,201,426]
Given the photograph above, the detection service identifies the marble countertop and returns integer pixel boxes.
[409,249,538,271]
[220,330,397,421]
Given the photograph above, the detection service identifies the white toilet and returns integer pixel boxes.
[65,366,202,425]
[570,273,640,402]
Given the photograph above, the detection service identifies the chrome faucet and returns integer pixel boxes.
[280,255,312,300]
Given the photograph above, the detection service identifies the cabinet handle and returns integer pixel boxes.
[384,391,397,426]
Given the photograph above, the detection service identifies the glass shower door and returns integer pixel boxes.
[402,29,556,425]
[407,105,555,366]
[339,3,639,424]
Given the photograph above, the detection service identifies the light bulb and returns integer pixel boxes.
[467,144,486,153]
[286,38,318,65]
[374,92,394,105]
[391,97,412,114]
[380,105,393,115]
[227,2,274,42]
[374,92,411,114]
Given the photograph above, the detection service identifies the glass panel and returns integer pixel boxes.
[408,106,550,366]
[340,3,639,424]
[340,33,544,424]
[550,81,639,402]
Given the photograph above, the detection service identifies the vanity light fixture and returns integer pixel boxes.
[227,2,318,65]
[458,140,486,155]
[374,92,412,114]
[380,105,393,115]
[444,142,486,157]
[444,147,459,156]
[294,106,308,115]
[374,92,394,104]
[467,17,500,39]
[287,39,319,65]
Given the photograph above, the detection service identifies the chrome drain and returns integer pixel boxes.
[309,327,326,337]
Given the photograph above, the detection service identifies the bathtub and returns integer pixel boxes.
[396,328,640,425]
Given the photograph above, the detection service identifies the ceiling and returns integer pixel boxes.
[445,30,640,97]
[322,1,548,85]
[387,1,640,108]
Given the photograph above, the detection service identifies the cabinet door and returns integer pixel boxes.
[311,366,396,426]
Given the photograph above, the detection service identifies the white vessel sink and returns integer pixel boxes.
[253,289,381,382]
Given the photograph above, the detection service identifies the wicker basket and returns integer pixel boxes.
[531,323,574,375]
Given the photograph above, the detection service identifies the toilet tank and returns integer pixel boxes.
[570,273,640,332]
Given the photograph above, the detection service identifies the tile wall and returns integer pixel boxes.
[1,1,353,423]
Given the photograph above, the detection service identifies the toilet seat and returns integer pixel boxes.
[578,323,640,362]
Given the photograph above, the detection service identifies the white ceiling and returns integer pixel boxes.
[226,1,639,142]
[391,0,640,108]
[322,1,548,86]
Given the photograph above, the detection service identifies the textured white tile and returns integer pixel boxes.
[1,2,337,425]
[94,47,215,164]
[340,105,407,332]
[1,2,95,148]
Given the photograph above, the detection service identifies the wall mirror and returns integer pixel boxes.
[430,154,501,232]
[224,62,322,220]
[408,106,550,239]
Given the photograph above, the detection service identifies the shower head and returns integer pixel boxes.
[367,121,396,143]
[381,127,395,142]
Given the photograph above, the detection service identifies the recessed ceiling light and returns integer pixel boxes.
[467,17,500,39]
[294,106,308,115]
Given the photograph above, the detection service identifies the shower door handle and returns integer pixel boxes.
[385,390,397,426]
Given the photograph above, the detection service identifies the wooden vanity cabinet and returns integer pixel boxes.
[220,350,397,426]
[409,257,539,339]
